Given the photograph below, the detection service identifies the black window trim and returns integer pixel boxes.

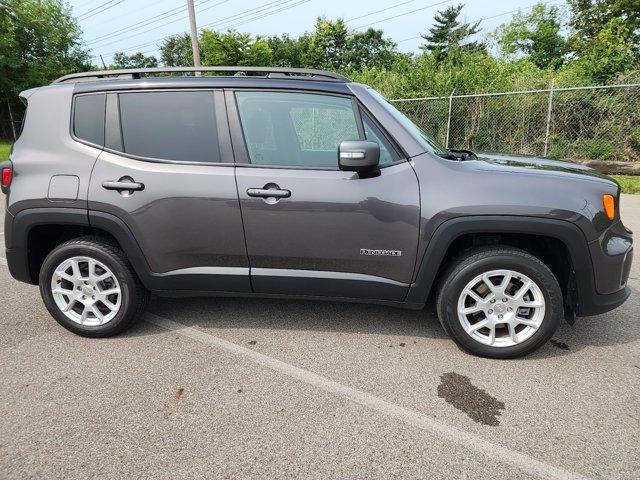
[92,87,233,166]
[69,92,107,151]
[227,87,408,171]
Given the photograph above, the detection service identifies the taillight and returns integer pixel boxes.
[1,166,11,188]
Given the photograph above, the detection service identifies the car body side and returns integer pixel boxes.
[3,77,633,317]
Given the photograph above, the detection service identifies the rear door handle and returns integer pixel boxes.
[102,180,145,191]
[247,188,290,199]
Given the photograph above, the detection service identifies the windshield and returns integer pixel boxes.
[368,88,447,155]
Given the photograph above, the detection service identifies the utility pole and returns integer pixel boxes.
[186,0,201,76]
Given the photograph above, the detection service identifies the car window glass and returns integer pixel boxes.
[362,113,400,165]
[74,94,105,146]
[235,91,360,169]
[118,91,220,163]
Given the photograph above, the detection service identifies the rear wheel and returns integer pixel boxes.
[436,247,563,358]
[39,237,148,337]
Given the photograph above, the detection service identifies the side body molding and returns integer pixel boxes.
[5,207,251,293]
[405,215,626,316]
[88,211,251,293]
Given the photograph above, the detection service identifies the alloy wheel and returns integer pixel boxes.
[50,256,122,326]
[457,269,546,347]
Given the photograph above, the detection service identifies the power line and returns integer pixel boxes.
[223,0,310,30]
[345,0,419,23]
[78,0,124,21]
[200,0,300,28]
[87,0,213,45]
[89,0,230,50]
[95,0,305,58]
[353,0,452,30]
[395,0,557,44]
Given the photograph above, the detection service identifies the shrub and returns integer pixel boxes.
[573,138,616,161]
[629,126,640,151]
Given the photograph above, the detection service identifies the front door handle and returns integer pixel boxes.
[102,180,145,191]
[247,187,291,199]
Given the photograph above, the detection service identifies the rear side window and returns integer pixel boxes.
[118,91,219,163]
[73,94,105,146]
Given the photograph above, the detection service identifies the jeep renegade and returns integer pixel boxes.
[1,67,633,358]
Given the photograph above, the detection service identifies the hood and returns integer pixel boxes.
[474,152,616,185]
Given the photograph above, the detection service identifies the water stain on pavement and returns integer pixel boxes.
[437,372,505,427]
[550,339,570,350]
[164,387,185,418]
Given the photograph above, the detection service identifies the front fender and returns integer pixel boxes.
[404,215,627,316]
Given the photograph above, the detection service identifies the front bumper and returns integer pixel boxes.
[578,220,633,317]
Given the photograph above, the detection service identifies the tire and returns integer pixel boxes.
[436,246,563,359]
[39,236,149,338]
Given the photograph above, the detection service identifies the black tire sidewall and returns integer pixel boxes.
[438,251,563,358]
[39,242,138,337]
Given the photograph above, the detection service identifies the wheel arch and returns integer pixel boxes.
[405,216,595,316]
[6,208,152,288]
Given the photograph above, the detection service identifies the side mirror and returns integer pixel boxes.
[338,140,380,173]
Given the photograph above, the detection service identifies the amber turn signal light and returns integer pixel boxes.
[603,194,615,220]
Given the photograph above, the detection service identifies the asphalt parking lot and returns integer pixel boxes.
[0,194,638,480]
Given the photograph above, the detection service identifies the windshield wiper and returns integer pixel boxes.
[437,149,478,161]
[437,152,459,160]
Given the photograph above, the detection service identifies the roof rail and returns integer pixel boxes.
[52,66,350,84]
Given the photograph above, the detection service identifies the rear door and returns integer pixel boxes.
[228,89,420,301]
[88,89,250,293]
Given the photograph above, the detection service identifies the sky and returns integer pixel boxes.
[67,0,566,66]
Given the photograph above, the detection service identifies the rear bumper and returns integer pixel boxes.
[5,246,34,284]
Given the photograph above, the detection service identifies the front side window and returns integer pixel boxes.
[236,91,360,168]
[73,93,106,146]
[118,91,220,163]
[362,112,400,166]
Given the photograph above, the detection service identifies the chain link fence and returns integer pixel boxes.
[391,83,640,163]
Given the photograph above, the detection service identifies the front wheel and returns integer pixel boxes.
[436,247,563,358]
[39,236,148,337]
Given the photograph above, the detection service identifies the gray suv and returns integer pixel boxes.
[2,67,633,358]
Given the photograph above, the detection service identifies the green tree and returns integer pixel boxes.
[267,34,310,67]
[568,0,640,57]
[493,3,568,69]
[0,0,90,106]
[160,33,192,67]
[303,18,398,71]
[111,52,158,69]
[200,29,272,66]
[420,4,481,61]
[566,0,639,81]
[344,28,398,70]
[306,18,349,69]
[571,17,637,82]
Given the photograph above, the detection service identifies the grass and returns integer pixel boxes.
[0,138,638,193]
[0,141,11,162]
[612,175,640,195]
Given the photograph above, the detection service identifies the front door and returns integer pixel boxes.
[228,90,420,301]
[88,89,250,293]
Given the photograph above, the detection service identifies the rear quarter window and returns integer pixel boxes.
[73,93,106,146]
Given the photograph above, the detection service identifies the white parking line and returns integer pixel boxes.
[145,313,589,480]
